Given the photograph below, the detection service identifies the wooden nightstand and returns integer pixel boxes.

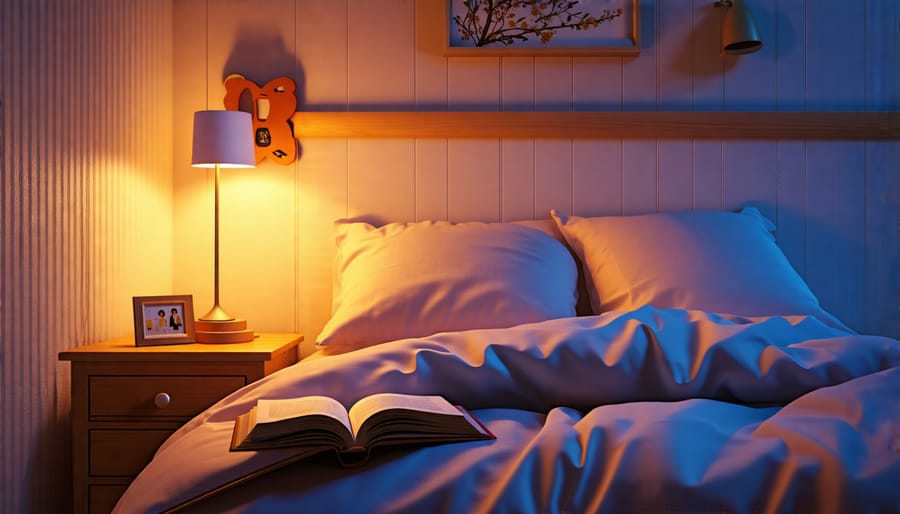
[59,333,303,514]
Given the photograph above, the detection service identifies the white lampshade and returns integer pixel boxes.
[191,110,256,168]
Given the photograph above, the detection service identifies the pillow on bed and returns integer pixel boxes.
[316,219,578,353]
[551,208,848,328]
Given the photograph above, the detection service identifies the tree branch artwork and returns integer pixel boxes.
[453,0,623,47]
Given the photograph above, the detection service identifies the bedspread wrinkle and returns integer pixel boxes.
[113,306,900,514]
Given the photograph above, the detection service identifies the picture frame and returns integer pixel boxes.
[132,295,196,346]
[444,0,640,56]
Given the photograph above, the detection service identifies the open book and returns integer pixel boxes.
[230,393,493,466]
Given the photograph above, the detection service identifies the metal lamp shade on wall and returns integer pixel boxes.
[717,0,762,55]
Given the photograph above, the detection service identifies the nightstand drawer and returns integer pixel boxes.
[89,375,246,418]
[89,429,173,476]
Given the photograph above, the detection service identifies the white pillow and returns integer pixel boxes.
[316,219,579,353]
[551,208,849,329]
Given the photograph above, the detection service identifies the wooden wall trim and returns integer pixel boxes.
[291,112,899,139]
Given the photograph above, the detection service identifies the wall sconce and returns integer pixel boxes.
[714,0,762,55]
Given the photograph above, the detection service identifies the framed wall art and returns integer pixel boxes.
[132,294,196,346]
[444,0,640,56]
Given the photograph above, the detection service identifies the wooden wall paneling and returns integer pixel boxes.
[414,0,449,221]
[722,141,777,220]
[88,5,111,338]
[416,140,450,221]
[297,139,349,344]
[772,0,807,278]
[66,0,84,334]
[502,57,535,112]
[296,0,350,341]
[655,2,693,212]
[347,139,417,222]
[691,0,723,111]
[692,140,724,210]
[722,0,777,111]
[534,57,574,218]
[448,140,502,222]
[657,0,693,111]
[805,142,867,332]
[225,164,299,330]
[501,57,536,221]
[348,0,415,108]
[208,0,298,92]
[2,1,20,500]
[447,49,501,221]
[690,0,724,212]
[573,57,623,111]
[863,141,900,337]
[572,141,624,217]
[4,1,172,511]
[621,2,657,214]
[868,0,898,110]
[622,0,658,111]
[501,138,535,221]
[534,57,574,111]
[719,1,777,276]
[572,57,623,218]
[346,1,416,222]
[535,140,574,218]
[207,0,299,331]
[448,56,501,111]
[774,141,808,279]
[775,0,805,111]
[805,0,866,111]
[415,0,449,110]
[622,140,659,214]
[803,0,868,330]
[658,141,694,212]
[93,0,174,339]
[297,0,349,108]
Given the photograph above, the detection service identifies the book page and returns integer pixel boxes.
[256,396,352,434]
[348,393,461,436]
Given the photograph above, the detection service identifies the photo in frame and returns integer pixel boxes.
[444,0,640,56]
[132,295,196,346]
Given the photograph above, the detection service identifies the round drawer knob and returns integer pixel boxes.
[154,392,171,409]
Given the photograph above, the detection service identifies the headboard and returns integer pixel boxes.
[189,78,900,351]
[291,111,899,139]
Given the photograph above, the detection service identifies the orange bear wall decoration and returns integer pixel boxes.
[223,74,298,165]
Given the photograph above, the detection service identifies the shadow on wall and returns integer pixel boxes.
[722,200,869,336]
[221,23,307,157]
[675,2,798,82]
[223,24,305,106]
[774,203,869,335]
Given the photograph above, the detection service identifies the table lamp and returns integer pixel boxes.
[191,110,256,343]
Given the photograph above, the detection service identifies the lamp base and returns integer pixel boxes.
[195,318,255,344]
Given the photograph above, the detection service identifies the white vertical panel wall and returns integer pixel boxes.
[172,0,897,348]
[0,0,173,512]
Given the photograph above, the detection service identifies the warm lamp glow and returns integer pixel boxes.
[190,110,256,342]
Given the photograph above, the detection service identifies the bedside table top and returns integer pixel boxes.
[59,333,303,363]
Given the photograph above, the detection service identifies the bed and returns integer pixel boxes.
[113,207,900,514]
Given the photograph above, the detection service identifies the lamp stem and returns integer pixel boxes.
[200,163,235,322]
